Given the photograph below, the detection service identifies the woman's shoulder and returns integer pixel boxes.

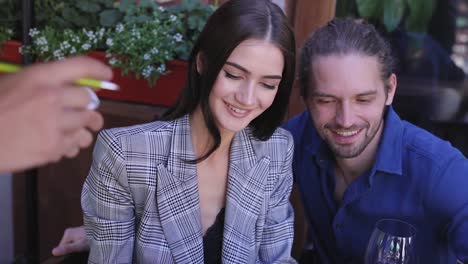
[247,127,294,157]
[100,119,176,140]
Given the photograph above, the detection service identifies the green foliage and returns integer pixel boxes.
[0,0,20,40]
[105,6,186,86]
[356,0,381,20]
[405,0,436,33]
[336,0,436,33]
[382,0,405,32]
[34,0,121,29]
[25,0,215,86]
[169,0,216,60]
[0,26,13,47]
[22,27,106,61]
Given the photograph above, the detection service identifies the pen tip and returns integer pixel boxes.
[101,81,120,91]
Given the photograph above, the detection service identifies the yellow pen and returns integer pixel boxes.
[0,61,119,91]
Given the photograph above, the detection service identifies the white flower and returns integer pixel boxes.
[158,6,165,12]
[156,64,166,73]
[173,33,183,42]
[116,23,124,33]
[86,30,95,39]
[35,36,48,46]
[70,47,77,54]
[81,43,91,50]
[60,41,71,50]
[53,50,64,60]
[151,48,159,54]
[106,38,114,47]
[142,65,154,78]
[98,28,105,38]
[131,28,141,39]
[29,28,40,37]
[109,58,119,66]
[71,36,80,43]
[170,15,177,22]
[143,53,151,60]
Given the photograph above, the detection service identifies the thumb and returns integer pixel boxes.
[51,245,67,256]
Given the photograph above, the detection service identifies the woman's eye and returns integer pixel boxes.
[261,83,277,90]
[224,71,241,80]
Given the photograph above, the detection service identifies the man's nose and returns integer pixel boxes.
[335,102,355,128]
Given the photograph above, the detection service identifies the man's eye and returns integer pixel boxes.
[357,97,372,103]
[224,71,241,80]
[316,98,334,104]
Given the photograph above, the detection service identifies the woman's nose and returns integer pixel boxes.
[235,81,256,106]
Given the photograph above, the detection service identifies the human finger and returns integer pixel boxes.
[60,110,96,133]
[61,87,95,110]
[52,239,89,256]
[60,129,93,158]
[25,56,113,87]
[84,111,104,132]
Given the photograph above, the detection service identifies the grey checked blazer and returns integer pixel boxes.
[82,114,296,263]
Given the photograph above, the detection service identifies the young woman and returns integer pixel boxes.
[81,0,297,262]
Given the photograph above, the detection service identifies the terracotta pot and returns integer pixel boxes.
[87,51,187,107]
[0,40,23,64]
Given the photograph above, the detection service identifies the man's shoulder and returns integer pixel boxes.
[401,121,465,164]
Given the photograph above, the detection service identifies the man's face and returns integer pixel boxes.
[305,54,396,159]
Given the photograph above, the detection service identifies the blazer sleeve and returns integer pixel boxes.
[81,130,135,264]
[257,132,297,263]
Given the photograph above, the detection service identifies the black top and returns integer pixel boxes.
[203,207,225,264]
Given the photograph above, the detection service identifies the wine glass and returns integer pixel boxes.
[365,219,417,264]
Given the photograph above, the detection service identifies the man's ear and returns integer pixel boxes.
[196,52,204,74]
[385,73,397,106]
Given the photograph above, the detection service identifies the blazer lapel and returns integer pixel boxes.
[222,129,270,262]
[156,115,204,263]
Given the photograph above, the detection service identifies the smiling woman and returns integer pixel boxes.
[206,39,284,137]
[80,0,297,263]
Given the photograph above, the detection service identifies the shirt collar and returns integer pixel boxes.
[302,111,324,158]
[372,106,403,176]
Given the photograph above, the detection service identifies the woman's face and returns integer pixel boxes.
[208,39,284,137]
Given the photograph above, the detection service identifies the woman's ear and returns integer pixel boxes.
[196,52,204,74]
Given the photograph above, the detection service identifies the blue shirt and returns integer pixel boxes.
[283,107,468,263]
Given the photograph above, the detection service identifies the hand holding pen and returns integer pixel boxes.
[0,56,115,174]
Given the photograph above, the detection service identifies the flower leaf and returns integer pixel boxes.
[405,0,436,32]
[356,0,382,19]
[383,0,404,32]
[99,9,121,27]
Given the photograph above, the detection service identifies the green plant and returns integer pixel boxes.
[169,0,217,60]
[0,27,13,47]
[0,0,20,42]
[22,27,106,61]
[336,0,436,33]
[35,0,122,29]
[104,5,186,86]
[23,0,215,86]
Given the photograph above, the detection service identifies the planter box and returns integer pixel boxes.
[87,51,187,107]
[0,40,23,64]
